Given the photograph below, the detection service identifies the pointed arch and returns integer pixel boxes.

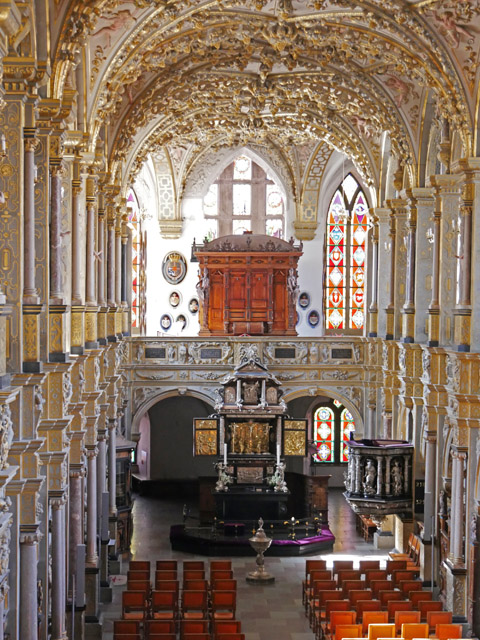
[324,173,369,334]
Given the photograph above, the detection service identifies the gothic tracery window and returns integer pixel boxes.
[325,174,368,333]
[313,399,355,464]
[202,155,285,239]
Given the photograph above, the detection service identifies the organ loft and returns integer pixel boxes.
[1,1,480,639]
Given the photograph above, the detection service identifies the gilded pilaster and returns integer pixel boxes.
[71,157,85,355]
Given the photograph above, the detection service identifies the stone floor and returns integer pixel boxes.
[99,487,388,639]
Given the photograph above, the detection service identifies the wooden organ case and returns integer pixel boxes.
[193,234,303,336]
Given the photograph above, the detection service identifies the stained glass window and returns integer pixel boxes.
[202,156,285,237]
[341,408,355,463]
[127,190,140,330]
[313,406,334,463]
[325,174,368,333]
[312,400,356,464]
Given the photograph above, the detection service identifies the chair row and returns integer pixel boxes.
[389,533,421,568]
[127,571,235,594]
[309,589,445,639]
[303,559,418,605]
[320,613,462,640]
[114,618,244,640]
[122,588,237,622]
[129,560,232,575]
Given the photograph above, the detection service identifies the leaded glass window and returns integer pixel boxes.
[202,155,285,238]
[325,174,368,334]
[312,400,356,464]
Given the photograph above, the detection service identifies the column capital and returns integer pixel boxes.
[50,494,67,510]
[85,446,99,460]
[19,524,42,545]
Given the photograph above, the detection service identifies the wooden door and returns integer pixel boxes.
[251,270,269,323]
[272,270,287,332]
[208,270,225,332]
[228,270,247,324]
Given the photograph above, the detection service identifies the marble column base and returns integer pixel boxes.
[85,566,100,624]
[66,606,85,640]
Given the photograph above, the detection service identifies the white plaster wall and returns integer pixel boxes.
[139,151,372,338]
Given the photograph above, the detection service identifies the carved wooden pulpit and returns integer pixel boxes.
[193,234,303,336]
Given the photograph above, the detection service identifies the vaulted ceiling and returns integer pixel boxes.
[45,0,480,191]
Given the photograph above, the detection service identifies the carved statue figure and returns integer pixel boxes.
[196,267,209,301]
[363,459,377,496]
[287,267,299,304]
[391,461,403,496]
[270,462,288,493]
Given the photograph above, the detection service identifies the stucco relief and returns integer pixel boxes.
[0,405,12,470]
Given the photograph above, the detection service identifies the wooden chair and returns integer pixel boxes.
[182,634,211,640]
[387,600,413,622]
[183,569,206,583]
[400,622,429,640]
[181,590,209,620]
[349,590,373,607]
[179,619,209,638]
[394,610,421,635]
[210,569,234,582]
[184,579,209,593]
[155,570,178,583]
[127,569,150,582]
[114,634,141,640]
[392,570,420,585]
[183,560,205,571]
[434,623,462,640]
[127,579,151,598]
[337,570,362,587]
[426,610,452,632]
[311,590,345,631]
[310,569,333,582]
[212,620,242,637]
[399,581,422,595]
[303,560,328,604]
[418,600,443,620]
[389,533,415,560]
[357,600,382,620]
[367,623,395,640]
[386,560,407,574]
[210,560,232,572]
[379,590,404,608]
[156,560,178,571]
[144,619,176,638]
[333,560,355,575]
[359,560,381,573]
[122,591,148,621]
[370,580,392,597]
[334,623,362,640]
[129,560,150,572]
[307,579,337,617]
[212,579,236,592]
[409,591,433,606]
[365,570,388,584]
[343,580,366,596]
[211,590,236,621]
[323,609,357,639]
[145,632,176,640]
[362,611,388,635]
[150,590,178,621]
[154,579,179,595]
[216,634,245,640]
[114,620,141,637]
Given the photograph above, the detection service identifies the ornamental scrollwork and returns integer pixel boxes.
[0,405,13,470]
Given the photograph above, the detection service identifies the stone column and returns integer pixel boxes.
[376,457,383,496]
[451,450,467,565]
[97,435,107,525]
[423,433,437,541]
[368,215,379,338]
[19,526,41,640]
[50,164,66,302]
[85,187,97,306]
[69,470,84,594]
[23,135,39,302]
[86,448,98,565]
[51,497,67,640]
[454,176,474,352]
[385,206,397,340]
[428,182,442,346]
[401,193,417,343]
[375,208,392,339]
[115,215,122,307]
[108,420,117,514]
[97,207,106,308]
[107,214,116,306]
[71,160,83,305]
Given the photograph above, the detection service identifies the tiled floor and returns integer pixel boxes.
[100,487,388,639]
